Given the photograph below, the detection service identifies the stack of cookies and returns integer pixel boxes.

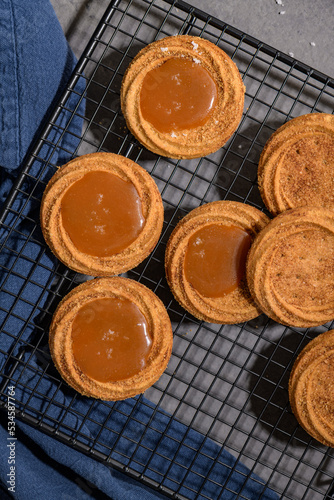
[246,113,334,328]
[249,112,334,446]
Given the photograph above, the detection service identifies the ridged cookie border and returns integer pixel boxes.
[165,201,269,324]
[49,277,173,400]
[289,330,334,447]
[40,152,164,276]
[246,206,334,327]
[258,113,334,215]
[121,35,245,159]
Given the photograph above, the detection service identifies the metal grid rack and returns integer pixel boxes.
[1,0,334,498]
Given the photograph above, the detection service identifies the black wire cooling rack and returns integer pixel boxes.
[1,0,334,498]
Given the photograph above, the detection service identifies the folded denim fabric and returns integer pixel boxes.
[0,1,279,499]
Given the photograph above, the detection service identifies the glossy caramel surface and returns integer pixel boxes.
[61,171,145,257]
[184,224,251,298]
[140,58,217,133]
[72,297,152,382]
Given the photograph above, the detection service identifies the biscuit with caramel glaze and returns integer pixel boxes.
[49,277,173,400]
[246,206,334,327]
[165,201,269,324]
[258,113,334,216]
[40,152,164,276]
[121,35,245,159]
[289,330,334,447]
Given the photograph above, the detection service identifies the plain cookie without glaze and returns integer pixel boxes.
[289,330,334,447]
[258,113,334,216]
[246,206,334,327]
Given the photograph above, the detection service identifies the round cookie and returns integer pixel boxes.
[165,201,269,324]
[246,206,334,327]
[121,35,245,159]
[49,277,173,400]
[40,152,164,276]
[258,113,334,216]
[289,330,334,447]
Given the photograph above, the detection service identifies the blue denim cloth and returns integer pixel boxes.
[0,0,79,201]
[0,1,279,499]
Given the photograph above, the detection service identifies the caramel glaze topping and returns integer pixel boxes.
[72,297,152,382]
[61,171,145,257]
[140,58,218,133]
[184,224,252,298]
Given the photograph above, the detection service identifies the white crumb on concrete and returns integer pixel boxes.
[279,10,286,15]
[289,52,294,57]
[310,41,316,46]
[276,0,284,4]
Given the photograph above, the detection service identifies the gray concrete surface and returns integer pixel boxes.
[51,0,334,78]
